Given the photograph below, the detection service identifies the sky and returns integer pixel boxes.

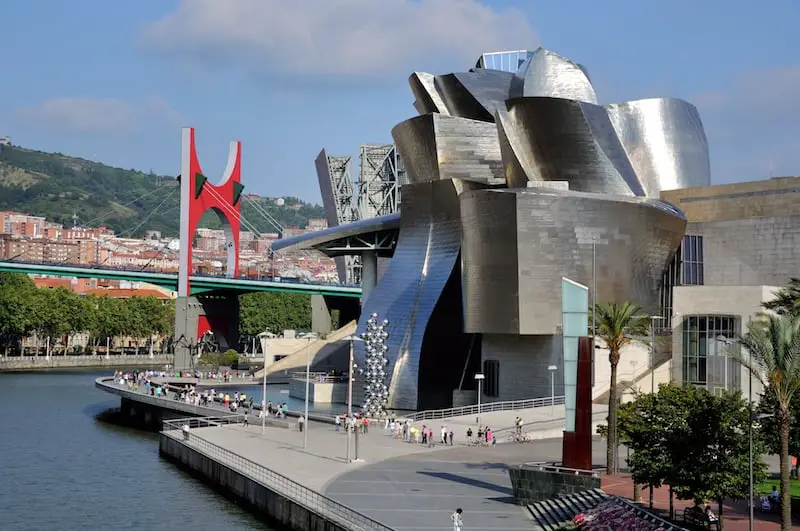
[1,0,799,204]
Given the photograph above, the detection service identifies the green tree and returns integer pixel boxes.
[34,287,71,354]
[675,390,767,529]
[738,314,800,530]
[618,384,700,515]
[239,292,312,337]
[594,301,648,475]
[0,273,37,354]
[764,278,800,316]
[757,384,800,478]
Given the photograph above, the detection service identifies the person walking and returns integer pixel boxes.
[335,414,341,432]
[451,508,463,531]
[298,414,305,433]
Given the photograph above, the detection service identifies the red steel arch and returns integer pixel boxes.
[178,127,244,297]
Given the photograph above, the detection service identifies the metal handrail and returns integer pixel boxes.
[403,395,565,422]
[522,461,600,478]
[162,418,393,530]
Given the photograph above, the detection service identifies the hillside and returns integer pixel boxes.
[0,144,324,237]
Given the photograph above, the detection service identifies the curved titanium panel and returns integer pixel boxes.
[449,70,515,121]
[434,74,494,122]
[511,48,598,104]
[605,98,711,196]
[355,180,476,411]
[496,108,540,187]
[504,97,642,195]
[410,72,449,116]
[460,188,686,335]
[392,114,505,186]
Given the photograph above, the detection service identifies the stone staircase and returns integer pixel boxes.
[526,488,608,530]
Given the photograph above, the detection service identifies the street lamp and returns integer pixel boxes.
[303,335,311,449]
[343,333,364,463]
[261,337,271,435]
[548,365,557,415]
[717,331,756,531]
[649,315,665,393]
[474,373,485,425]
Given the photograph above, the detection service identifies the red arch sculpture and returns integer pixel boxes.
[178,127,244,297]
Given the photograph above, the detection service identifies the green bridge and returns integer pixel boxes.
[0,261,362,298]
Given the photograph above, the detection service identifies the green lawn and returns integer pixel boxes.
[757,478,800,498]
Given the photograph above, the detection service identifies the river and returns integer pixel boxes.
[0,371,275,530]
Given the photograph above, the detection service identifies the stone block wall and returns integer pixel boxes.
[508,465,601,505]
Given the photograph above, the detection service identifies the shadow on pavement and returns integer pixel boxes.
[417,470,515,499]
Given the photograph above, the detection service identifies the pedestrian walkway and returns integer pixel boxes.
[404,404,609,442]
[600,475,792,530]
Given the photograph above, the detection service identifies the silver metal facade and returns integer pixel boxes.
[605,98,711,195]
[391,114,505,186]
[460,188,687,335]
[512,48,598,104]
[299,47,712,410]
[354,180,476,411]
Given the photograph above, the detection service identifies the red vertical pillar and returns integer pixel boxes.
[563,336,593,470]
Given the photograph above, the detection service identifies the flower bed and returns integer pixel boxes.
[569,500,671,530]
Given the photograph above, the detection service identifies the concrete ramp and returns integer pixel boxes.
[253,321,357,378]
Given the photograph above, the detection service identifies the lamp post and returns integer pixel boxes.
[474,373,485,425]
[343,334,364,463]
[649,315,664,393]
[548,365,557,415]
[303,339,311,449]
[718,330,757,531]
[261,337,271,435]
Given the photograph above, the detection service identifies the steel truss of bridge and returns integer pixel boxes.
[0,261,362,298]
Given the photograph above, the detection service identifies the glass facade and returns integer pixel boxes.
[681,235,704,285]
[475,50,534,73]
[657,234,704,331]
[681,315,741,393]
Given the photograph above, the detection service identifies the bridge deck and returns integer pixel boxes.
[0,261,361,297]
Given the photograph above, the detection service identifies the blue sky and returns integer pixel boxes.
[1,0,799,203]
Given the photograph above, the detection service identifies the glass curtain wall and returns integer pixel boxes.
[682,315,740,393]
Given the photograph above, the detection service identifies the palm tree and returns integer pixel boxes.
[594,301,648,475]
[738,314,800,531]
[763,278,800,316]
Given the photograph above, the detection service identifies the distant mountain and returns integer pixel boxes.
[0,144,324,237]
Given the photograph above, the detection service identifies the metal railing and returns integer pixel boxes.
[290,372,347,384]
[404,395,566,422]
[162,417,393,531]
[522,462,600,478]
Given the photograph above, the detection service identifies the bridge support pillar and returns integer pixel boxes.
[361,251,378,305]
[173,293,240,371]
[311,295,333,336]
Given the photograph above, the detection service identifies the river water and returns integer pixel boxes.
[0,371,275,530]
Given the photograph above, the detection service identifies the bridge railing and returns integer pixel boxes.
[162,417,393,530]
[403,395,566,422]
[0,258,361,287]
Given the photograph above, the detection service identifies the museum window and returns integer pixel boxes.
[681,235,704,285]
[681,315,740,392]
[483,360,500,398]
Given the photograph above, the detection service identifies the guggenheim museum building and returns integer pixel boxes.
[276,48,800,412]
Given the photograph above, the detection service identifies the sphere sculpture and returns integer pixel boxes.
[358,313,390,417]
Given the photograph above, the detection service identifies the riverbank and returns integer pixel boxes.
[0,354,172,372]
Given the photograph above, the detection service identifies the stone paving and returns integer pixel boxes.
[601,475,793,530]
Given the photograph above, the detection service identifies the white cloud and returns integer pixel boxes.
[17,97,180,134]
[140,0,537,79]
